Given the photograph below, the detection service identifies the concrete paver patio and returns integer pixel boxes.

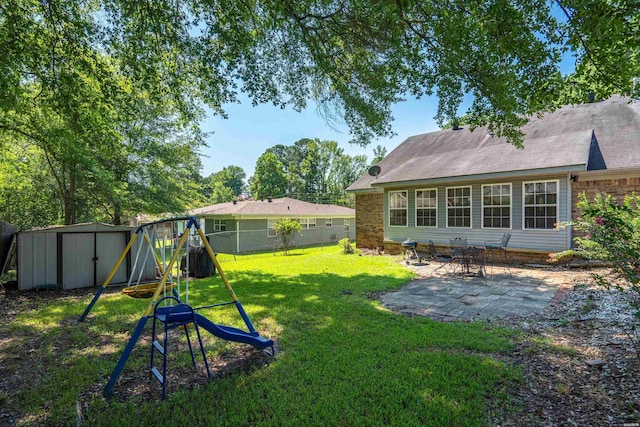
[381,261,572,321]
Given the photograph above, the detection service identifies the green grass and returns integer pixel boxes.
[2,246,521,426]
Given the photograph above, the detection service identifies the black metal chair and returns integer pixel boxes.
[484,233,511,275]
[428,241,456,274]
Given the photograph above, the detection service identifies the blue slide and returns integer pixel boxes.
[194,313,274,350]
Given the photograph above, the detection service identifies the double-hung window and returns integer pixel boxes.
[325,218,332,227]
[415,189,437,227]
[482,184,511,228]
[299,218,316,229]
[389,191,408,226]
[267,219,276,237]
[344,218,350,232]
[447,186,471,228]
[523,181,558,229]
[213,219,226,232]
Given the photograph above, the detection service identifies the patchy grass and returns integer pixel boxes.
[0,246,521,426]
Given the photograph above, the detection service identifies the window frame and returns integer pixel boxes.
[481,183,512,230]
[325,218,332,228]
[299,218,316,229]
[522,179,560,230]
[213,219,227,232]
[415,188,438,228]
[446,186,472,229]
[344,218,350,232]
[388,190,408,227]
[267,219,276,237]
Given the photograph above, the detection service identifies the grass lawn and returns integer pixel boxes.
[0,246,521,426]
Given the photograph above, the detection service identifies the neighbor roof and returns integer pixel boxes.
[348,95,640,191]
[188,197,355,217]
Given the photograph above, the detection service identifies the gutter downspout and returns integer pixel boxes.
[567,173,573,249]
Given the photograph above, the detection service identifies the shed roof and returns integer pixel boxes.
[348,95,640,191]
[189,197,355,217]
[22,222,135,233]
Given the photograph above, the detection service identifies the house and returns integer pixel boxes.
[188,197,355,254]
[347,96,640,262]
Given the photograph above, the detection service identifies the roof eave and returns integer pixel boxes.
[368,165,587,188]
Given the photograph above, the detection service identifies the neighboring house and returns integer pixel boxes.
[188,197,355,254]
[347,96,640,262]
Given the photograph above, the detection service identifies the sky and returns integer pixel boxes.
[198,95,448,179]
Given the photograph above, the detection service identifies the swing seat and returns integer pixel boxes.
[122,282,173,299]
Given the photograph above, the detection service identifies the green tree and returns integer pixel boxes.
[250,153,288,199]
[2,0,638,151]
[372,145,387,165]
[204,165,247,202]
[273,218,302,255]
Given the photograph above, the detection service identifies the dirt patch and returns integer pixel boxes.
[492,270,640,425]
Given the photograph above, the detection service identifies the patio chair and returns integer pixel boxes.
[484,233,511,275]
[428,241,456,274]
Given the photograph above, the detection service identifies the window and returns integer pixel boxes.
[415,189,437,227]
[344,218,350,232]
[325,218,333,227]
[482,184,511,228]
[389,191,408,226]
[447,186,471,228]
[213,219,226,232]
[299,218,316,229]
[523,180,558,229]
[267,219,276,237]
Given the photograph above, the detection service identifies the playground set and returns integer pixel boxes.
[78,217,274,399]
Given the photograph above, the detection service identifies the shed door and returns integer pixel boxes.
[96,233,128,285]
[62,233,95,289]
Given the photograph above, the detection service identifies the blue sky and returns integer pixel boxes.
[199,94,451,179]
[200,50,577,180]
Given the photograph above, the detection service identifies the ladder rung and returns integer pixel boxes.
[152,340,165,355]
[150,367,164,384]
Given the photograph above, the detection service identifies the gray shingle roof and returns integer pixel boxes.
[188,197,355,217]
[348,96,640,191]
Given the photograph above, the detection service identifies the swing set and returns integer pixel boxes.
[78,216,274,397]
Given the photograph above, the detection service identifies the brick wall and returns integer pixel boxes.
[571,175,640,219]
[355,193,384,249]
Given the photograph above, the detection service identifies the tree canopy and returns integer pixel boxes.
[2,1,639,149]
[2,0,638,226]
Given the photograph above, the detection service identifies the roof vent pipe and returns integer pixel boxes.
[268,197,272,202]
[588,91,595,103]
[233,200,237,205]
[452,121,459,131]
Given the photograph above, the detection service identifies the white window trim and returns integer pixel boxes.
[344,218,350,232]
[522,179,560,231]
[480,183,512,230]
[299,218,316,229]
[446,185,472,229]
[213,219,227,232]
[325,218,332,227]
[388,190,408,227]
[415,188,438,228]
[267,219,277,237]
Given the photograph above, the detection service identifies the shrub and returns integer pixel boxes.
[571,192,640,291]
[338,238,355,254]
[273,218,302,255]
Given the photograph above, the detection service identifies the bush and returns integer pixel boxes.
[338,238,355,254]
[571,192,640,291]
[273,218,302,255]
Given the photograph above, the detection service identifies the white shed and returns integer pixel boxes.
[17,223,155,290]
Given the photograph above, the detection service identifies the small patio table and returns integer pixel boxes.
[454,247,486,278]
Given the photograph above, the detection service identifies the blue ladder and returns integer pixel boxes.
[150,297,211,399]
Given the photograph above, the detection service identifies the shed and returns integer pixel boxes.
[17,223,155,290]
